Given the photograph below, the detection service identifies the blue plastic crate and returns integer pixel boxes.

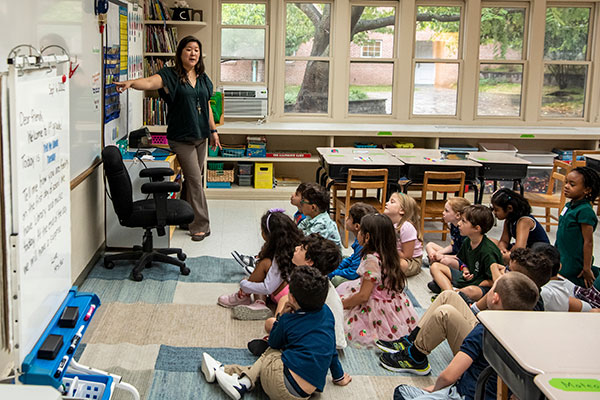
[207,182,231,188]
[221,146,246,158]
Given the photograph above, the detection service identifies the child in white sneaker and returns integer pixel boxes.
[218,209,303,320]
[202,265,352,399]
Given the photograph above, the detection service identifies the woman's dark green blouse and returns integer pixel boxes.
[157,67,213,142]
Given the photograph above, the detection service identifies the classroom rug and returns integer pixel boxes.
[76,256,453,400]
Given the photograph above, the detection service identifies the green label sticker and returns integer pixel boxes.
[476,157,489,161]
[377,131,392,136]
[549,378,600,392]
[520,134,535,138]
[330,154,344,157]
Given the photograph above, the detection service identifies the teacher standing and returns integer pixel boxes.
[116,36,220,241]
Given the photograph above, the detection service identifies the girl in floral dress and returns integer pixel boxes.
[336,213,419,347]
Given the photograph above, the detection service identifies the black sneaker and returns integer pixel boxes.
[427,280,442,294]
[247,338,269,357]
[375,335,412,353]
[379,346,431,376]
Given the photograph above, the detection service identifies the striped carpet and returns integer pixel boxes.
[75,256,453,399]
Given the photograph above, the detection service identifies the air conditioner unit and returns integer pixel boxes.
[223,86,267,118]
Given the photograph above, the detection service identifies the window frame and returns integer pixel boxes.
[539,2,595,121]
[347,1,399,117]
[410,0,465,119]
[475,2,530,120]
[361,39,384,58]
[217,0,269,86]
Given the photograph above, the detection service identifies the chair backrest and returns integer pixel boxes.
[573,150,600,168]
[102,146,133,221]
[547,162,567,209]
[345,168,388,211]
[420,171,466,197]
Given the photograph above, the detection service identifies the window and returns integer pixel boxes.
[219,2,267,84]
[412,4,463,116]
[349,5,396,115]
[541,6,592,118]
[284,2,332,114]
[361,40,383,58]
[477,5,527,117]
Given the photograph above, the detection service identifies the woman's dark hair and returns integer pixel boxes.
[174,36,205,83]
[359,214,406,293]
[258,211,303,281]
[572,167,600,201]
[491,188,531,222]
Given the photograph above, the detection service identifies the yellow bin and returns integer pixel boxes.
[254,163,273,189]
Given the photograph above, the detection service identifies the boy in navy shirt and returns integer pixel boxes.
[202,265,351,399]
[328,202,377,287]
[390,272,539,400]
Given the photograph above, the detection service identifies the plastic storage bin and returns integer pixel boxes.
[63,374,113,400]
[478,142,518,157]
[523,166,554,194]
[517,151,557,165]
[439,144,478,152]
[238,175,253,186]
[238,162,253,175]
[255,163,273,189]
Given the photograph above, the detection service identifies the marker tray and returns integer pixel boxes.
[63,374,112,400]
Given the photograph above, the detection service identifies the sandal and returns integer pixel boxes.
[191,231,211,241]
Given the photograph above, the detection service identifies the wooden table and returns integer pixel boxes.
[585,154,600,172]
[315,147,404,189]
[476,311,600,400]
[468,151,531,203]
[385,148,482,200]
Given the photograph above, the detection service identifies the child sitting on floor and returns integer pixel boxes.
[491,188,549,263]
[202,265,352,400]
[384,192,424,276]
[232,182,308,275]
[336,213,419,347]
[298,183,342,249]
[329,202,378,287]
[429,205,502,301]
[218,209,302,320]
[248,233,346,356]
[390,272,539,400]
[425,197,470,270]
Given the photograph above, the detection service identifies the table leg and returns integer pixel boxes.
[497,377,509,400]
[315,166,323,183]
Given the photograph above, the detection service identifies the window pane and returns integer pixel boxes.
[541,64,587,118]
[221,3,266,25]
[480,7,525,60]
[221,28,265,59]
[349,62,393,115]
[477,64,523,117]
[413,62,458,115]
[286,3,331,57]
[350,6,395,58]
[416,6,461,59]
[544,7,590,60]
[220,60,265,83]
[285,61,329,113]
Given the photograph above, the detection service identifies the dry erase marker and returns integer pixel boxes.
[54,355,69,378]
[67,325,85,354]
[84,304,96,321]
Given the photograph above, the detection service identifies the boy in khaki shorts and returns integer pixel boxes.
[201,265,351,399]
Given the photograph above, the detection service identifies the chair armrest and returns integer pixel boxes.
[140,167,174,182]
[141,181,181,194]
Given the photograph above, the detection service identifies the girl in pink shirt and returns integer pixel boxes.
[384,192,423,276]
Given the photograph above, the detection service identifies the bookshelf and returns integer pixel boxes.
[142,0,207,126]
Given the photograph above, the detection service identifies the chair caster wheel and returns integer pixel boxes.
[132,273,143,281]
[178,252,187,261]
[180,266,190,276]
[104,260,115,270]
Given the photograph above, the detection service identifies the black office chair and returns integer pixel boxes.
[102,146,194,281]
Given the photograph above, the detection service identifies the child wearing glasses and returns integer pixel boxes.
[297,183,342,249]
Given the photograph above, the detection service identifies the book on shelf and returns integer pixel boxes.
[144,0,171,21]
[266,151,312,158]
[143,97,168,125]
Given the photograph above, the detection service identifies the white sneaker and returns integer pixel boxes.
[215,369,248,400]
[231,251,256,276]
[201,352,223,383]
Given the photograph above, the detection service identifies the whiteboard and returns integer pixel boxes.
[6,67,72,364]
[0,0,102,181]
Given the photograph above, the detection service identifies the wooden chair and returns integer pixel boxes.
[418,171,465,241]
[524,159,567,232]
[334,168,388,247]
